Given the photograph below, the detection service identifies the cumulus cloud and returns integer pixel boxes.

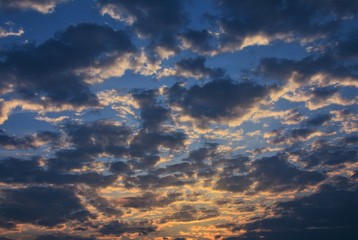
[233,188,358,240]
[0,130,59,150]
[167,79,275,127]
[0,23,136,122]
[97,0,187,38]
[0,187,90,228]
[158,56,225,79]
[215,0,358,50]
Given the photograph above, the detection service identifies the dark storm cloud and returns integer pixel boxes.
[160,205,220,223]
[168,79,273,126]
[0,23,135,109]
[215,0,358,48]
[231,189,358,240]
[0,187,90,228]
[99,220,156,236]
[0,0,67,13]
[97,0,187,38]
[0,157,116,187]
[118,192,181,209]
[0,130,59,149]
[249,155,325,192]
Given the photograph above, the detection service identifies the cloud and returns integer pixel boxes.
[64,120,131,156]
[233,188,358,240]
[249,155,325,192]
[0,157,117,187]
[0,130,59,150]
[0,0,67,13]
[267,128,333,145]
[167,79,274,127]
[0,23,135,121]
[123,174,194,190]
[35,234,95,240]
[99,220,156,236]
[117,192,181,209]
[160,205,220,223]
[215,0,358,50]
[0,186,90,228]
[304,113,332,126]
[158,57,225,79]
[293,142,357,168]
[214,175,252,192]
[0,26,24,38]
[179,29,219,56]
[97,0,187,38]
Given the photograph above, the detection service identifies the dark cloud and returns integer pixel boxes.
[293,143,357,168]
[257,31,358,84]
[97,0,187,37]
[35,234,95,240]
[257,55,356,83]
[0,23,134,110]
[168,79,273,126]
[64,120,131,156]
[233,189,358,240]
[47,149,95,171]
[109,161,131,174]
[0,157,116,187]
[268,128,320,145]
[337,30,358,59]
[99,220,156,236]
[160,205,220,223]
[123,174,194,190]
[133,89,171,131]
[78,188,122,216]
[304,114,331,126]
[0,130,59,150]
[169,56,225,79]
[0,187,90,228]
[249,155,325,192]
[185,143,218,163]
[129,131,186,157]
[215,175,252,192]
[118,192,181,209]
[216,0,358,49]
[179,29,218,55]
[129,89,187,166]
[46,120,132,171]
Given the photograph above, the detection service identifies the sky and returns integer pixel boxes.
[0,0,357,239]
